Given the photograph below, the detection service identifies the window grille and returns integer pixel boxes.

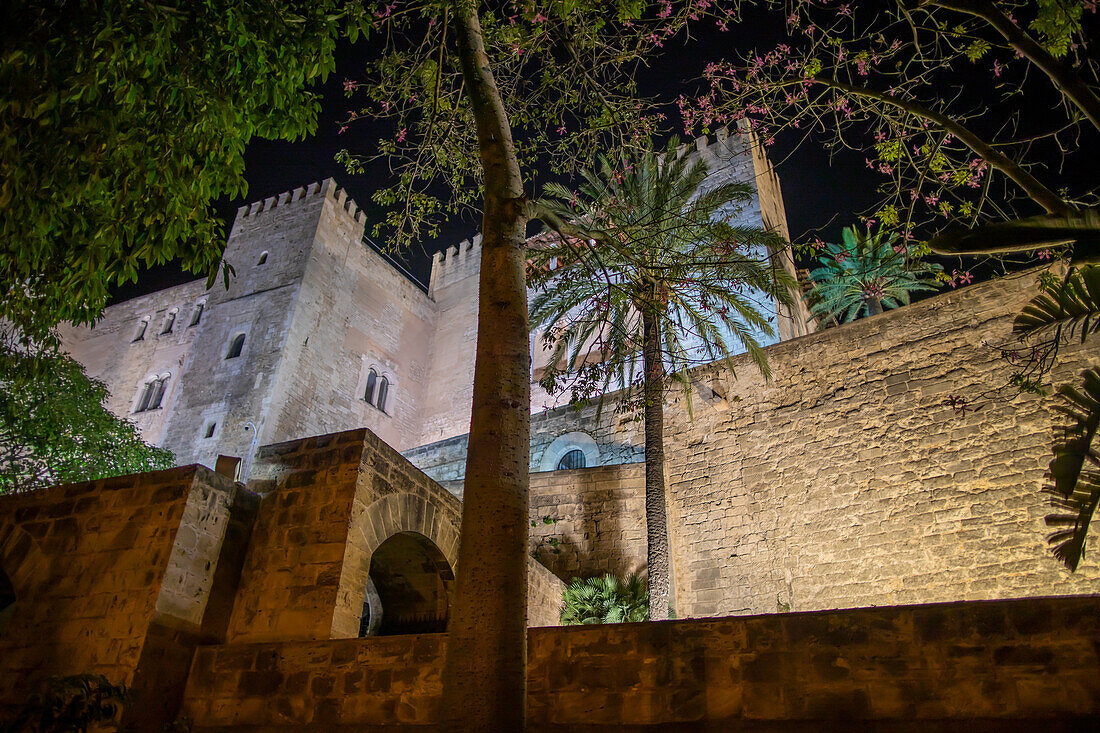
[557,449,586,470]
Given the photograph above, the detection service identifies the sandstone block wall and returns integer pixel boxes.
[180,595,1100,730]
[228,427,560,644]
[0,467,238,722]
[528,464,646,582]
[664,267,1100,618]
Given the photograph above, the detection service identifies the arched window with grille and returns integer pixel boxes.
[226,333,245,359]
[556,449,586,470]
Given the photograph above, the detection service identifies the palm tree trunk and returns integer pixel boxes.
[441,8,531,731]
[640,306,671,620]
[866,297,882,316]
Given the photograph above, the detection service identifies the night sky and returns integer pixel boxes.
[108,11,905,302]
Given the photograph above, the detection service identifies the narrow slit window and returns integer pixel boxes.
[375,377,389,412]
[204,422,216,439]
[133,319,148,342]
[189,302,205,327]
[257,251,268,265]
[160,311,176,334]
[226,334,245,359]
[364,369,378,405]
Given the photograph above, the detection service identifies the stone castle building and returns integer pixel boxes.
[4,126,1099,729]
[60,126,810,485]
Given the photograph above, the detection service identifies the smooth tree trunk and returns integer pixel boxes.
[441,7,532,731]
[640,306,671,620]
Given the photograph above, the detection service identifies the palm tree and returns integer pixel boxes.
[560,574,648,625]
[807,226,942,326]
[530,137,795,619]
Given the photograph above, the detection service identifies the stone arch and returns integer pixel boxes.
[539,431,601,472]
[0,524,46,634]
[360,531,454,635]
[333,491,460,638]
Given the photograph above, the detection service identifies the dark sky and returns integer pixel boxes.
[108,11,893,302]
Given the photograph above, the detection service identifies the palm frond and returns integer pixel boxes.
[1044,368,1100,571]
[1014,265,1100,343]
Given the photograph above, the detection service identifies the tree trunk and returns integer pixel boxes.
[640,306,671,620]
[441,7,531,731]
[866,297,882,316]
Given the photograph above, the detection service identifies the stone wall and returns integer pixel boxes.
[0,466,240,728]
[227,428,560,644]
[59,278,209,447]
[664,267,1100,618]
[179,595,1100,730]
[405,400,644,486]
[528,464,646,581]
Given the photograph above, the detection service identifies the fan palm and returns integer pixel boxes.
[560,574,648,625]
[1013,264,1100,570]
[807,226,942,326]
[530,137,795,620]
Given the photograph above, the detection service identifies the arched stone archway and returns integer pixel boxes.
[333,490,462,638]
[359,531,454,636]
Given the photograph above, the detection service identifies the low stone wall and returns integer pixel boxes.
[180,594,1100,730]
[0,466,240,729]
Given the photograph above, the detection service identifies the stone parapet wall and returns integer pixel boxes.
[664,267,1100,618]
[0,466,239,728]
[180,595,1100,730]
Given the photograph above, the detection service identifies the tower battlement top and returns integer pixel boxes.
[234,178,367,225]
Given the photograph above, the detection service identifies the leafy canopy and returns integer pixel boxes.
[530,136,795,408]
[560,573,648,624]
[0,1,366,340]
[807,226,942,326]
[0,340,174,494]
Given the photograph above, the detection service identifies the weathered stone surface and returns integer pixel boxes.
[661,268,1100,618]
[179,595,1100,730]
[0,466,239,729]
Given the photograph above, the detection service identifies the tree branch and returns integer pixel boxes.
[815,74,1074,215]
[926,0,1100,133]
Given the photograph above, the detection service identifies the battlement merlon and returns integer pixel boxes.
[232,178,367,228]
[428,233,482,298]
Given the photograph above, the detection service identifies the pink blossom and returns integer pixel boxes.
[1037,249,1052,260]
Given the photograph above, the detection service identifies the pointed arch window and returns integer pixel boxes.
[226,334,245,359]
[364,369,378,405]
[375,377,389,412]
[135,375,169,413]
